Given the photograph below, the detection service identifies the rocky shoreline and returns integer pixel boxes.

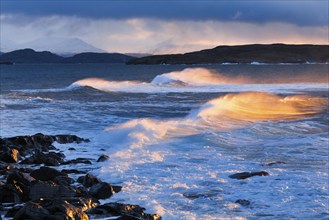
[0,133,161,220]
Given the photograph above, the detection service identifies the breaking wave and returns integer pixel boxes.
[100,92,328,163]
[13,67,328,94]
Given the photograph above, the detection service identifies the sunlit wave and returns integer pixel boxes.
[195,92,328,121]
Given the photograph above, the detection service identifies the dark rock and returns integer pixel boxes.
[89,182,114,199]
[229,171,269,180]
[5,205,24,218]
[30,167,67,181]
[14,199,89,220]
[53,176,74,186]
[68,147,76,151]
[97,154,110,162]
[62,158,92,165]
[44,157,60,166]
[235,199,251,206]
[20,151,64,166]
[61,169,86,174]
[0,183,21,203]
[7,170,34,201]
[7,170,33,186]
[29,181,77,200]
[112,185,123,193]
[66,197,99,212]
[266,161,286,166]
[0,148,20,163]
[88,202,161,220]
[77,174,101,188]
[14,201,50,220]
[54,135,90,144]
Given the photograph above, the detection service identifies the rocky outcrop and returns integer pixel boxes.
[88,203,162,220]
[0,133,162,220]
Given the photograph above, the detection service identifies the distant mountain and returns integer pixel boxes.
[0,49,135,64]
[127,44,329,65]
[17,37,106,54]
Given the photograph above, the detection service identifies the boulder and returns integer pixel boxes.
[7,170,34,202]
[88,202,161,220]
[61,169,86,174]
[14,201,50,220]
[14,199,89,220]
[0,183,21,203]
[54,135,90,144]
[77,174,101,188]
[30,167,67,181]
[229,171,269,180]
[0,148,20,163]
[235,199,251,206]
[89,182,114,199]
[97,154,110,162]
[62,158,92,165]
[20,151,64,166]
[29,181,78,200]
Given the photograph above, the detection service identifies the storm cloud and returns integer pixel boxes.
[1,1,328,53]
[1,1,328,26]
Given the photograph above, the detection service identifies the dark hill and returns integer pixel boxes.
[127,44,329,65]
[0,49,63,63]
[64,52,134,63]
[0,49,135,64]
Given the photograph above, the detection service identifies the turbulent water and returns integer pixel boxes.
[1,63,328,219]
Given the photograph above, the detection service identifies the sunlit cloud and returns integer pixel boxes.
[1,14,328,54]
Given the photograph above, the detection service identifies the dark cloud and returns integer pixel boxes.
[1,0,328,26]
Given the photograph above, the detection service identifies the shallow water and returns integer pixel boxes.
[1,63,328,219]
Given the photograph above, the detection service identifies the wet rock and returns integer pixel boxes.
[77,174,101,188]
[30,167,67,181]
[68,147,76,151]
[5,205,24,218]
[29,181,77,200]
[7,170,34,202]
[14,201,50,220]
[266,161,286,166]
[54,176,74,186]
[14,199,89,220]
[61,169,86,174]
[62,158,92,165]
[7,170,33,186]
[112,185,123,193]
[54,135,90,144]
[66,197,99,212]
[0,148,20,163]
[89,182,114,199]
[44,157,60,166]
[20,151,64,166]
[97,154,110,162]
[88,202,161,220]
[229,171,269,180]
[235,199,251,206]
[0,183,21,203]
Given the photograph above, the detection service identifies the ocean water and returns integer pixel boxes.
[0,63,328,219]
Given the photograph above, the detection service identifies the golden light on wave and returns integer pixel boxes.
[198,92,328,121]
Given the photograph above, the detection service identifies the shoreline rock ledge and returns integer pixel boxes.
[0,133,161,220]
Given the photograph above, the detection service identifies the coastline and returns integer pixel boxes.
[0,133,161,220]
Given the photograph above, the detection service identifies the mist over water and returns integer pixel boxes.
[1,64,328,219]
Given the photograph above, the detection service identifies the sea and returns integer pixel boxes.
[0,63,328,219]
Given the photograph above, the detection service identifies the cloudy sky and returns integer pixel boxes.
[1,0,328,54]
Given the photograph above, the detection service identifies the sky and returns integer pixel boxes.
[1,0,328,54]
